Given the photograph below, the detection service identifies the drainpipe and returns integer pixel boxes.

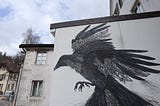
[12,64,23,106]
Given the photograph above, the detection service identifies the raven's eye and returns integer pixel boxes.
[72,39,75,44]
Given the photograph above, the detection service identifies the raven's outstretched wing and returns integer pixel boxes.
[72,23,111,51]
[73,24,160,82]
[75,23,110,40]
[92,50,160,81]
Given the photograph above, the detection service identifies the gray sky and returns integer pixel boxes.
[0,0,109,55]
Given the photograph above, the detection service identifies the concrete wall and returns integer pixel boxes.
[50,17,160,105]
[16,49,54,106]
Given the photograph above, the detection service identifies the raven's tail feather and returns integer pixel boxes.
[85,75,154,106]
[106,75,153,106]
[85,87,107,106]
[85,87,120,106]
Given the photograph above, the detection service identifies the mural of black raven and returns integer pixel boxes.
[54,23,160,106]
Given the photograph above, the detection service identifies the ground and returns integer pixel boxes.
[0,100,11,106]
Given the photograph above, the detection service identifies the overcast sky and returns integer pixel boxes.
[0,0,109,56]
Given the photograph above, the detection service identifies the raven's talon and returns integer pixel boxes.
[78,84,84,92]
[74,81,95,92]
[74,81,85,91]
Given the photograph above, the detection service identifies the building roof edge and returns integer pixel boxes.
[19,44,54,48]
[50,11,160,29]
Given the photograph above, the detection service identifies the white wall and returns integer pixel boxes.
[110,0,160,15]
[141,0,160,12]
[118,17,160,102]
[50,17,160,105]
[50,26,95,106]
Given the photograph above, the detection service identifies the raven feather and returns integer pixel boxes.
[54,23,159,106]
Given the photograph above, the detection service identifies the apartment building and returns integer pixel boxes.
[110,0,160,16]
[16,44,54,106]
[0,61,19,96]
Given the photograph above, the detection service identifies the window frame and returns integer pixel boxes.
[2,74,6,80]
[0,84,3,90]
[7,84,10,90]
[9,73,13,80]
[35,51,47,65]
[131,0,144,14]
[118,0,123,8]
[30,80,43,97]
[11,84,14,90]
[114,3,120,16]
[0,74,5,81]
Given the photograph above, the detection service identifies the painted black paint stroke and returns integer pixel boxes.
[54,23,160,106]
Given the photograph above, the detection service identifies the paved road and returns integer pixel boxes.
[0,100,11,106]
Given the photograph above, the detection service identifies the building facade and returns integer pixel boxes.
[0,67,9,94]
[0,61,19,98]
[16,44,54,106]
[110,0,160,16]
[50,12,160,106]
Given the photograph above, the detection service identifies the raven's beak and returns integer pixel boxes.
[54,65,58,71]
[54,55,68,71]
[54,62,62,71]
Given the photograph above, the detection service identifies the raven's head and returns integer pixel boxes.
[54,54,84,71]
[54,55,70,71]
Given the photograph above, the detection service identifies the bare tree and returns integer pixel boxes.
[0,52,7,62]
[22,28,40,44]
[13,51,25,64]
[13,28,41,64]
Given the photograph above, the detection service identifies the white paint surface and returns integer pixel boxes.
[50,17,160,105]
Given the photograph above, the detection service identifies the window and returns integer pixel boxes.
[7,84,14,90]
[2,74,6,80]
[131,0,144,13]
[0,84,3,90]
[36,52,47,65]
[10,73,15,80]
[14,74,18,80]
[10,73,17,80]
[9,73,13,80]
[7,84,10,90]
[0,74,6,81]
[114,3,120,16]
[0,74,3,80]
[31,80,43,97]
[11,84,14,90]
[118,0,123,8]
